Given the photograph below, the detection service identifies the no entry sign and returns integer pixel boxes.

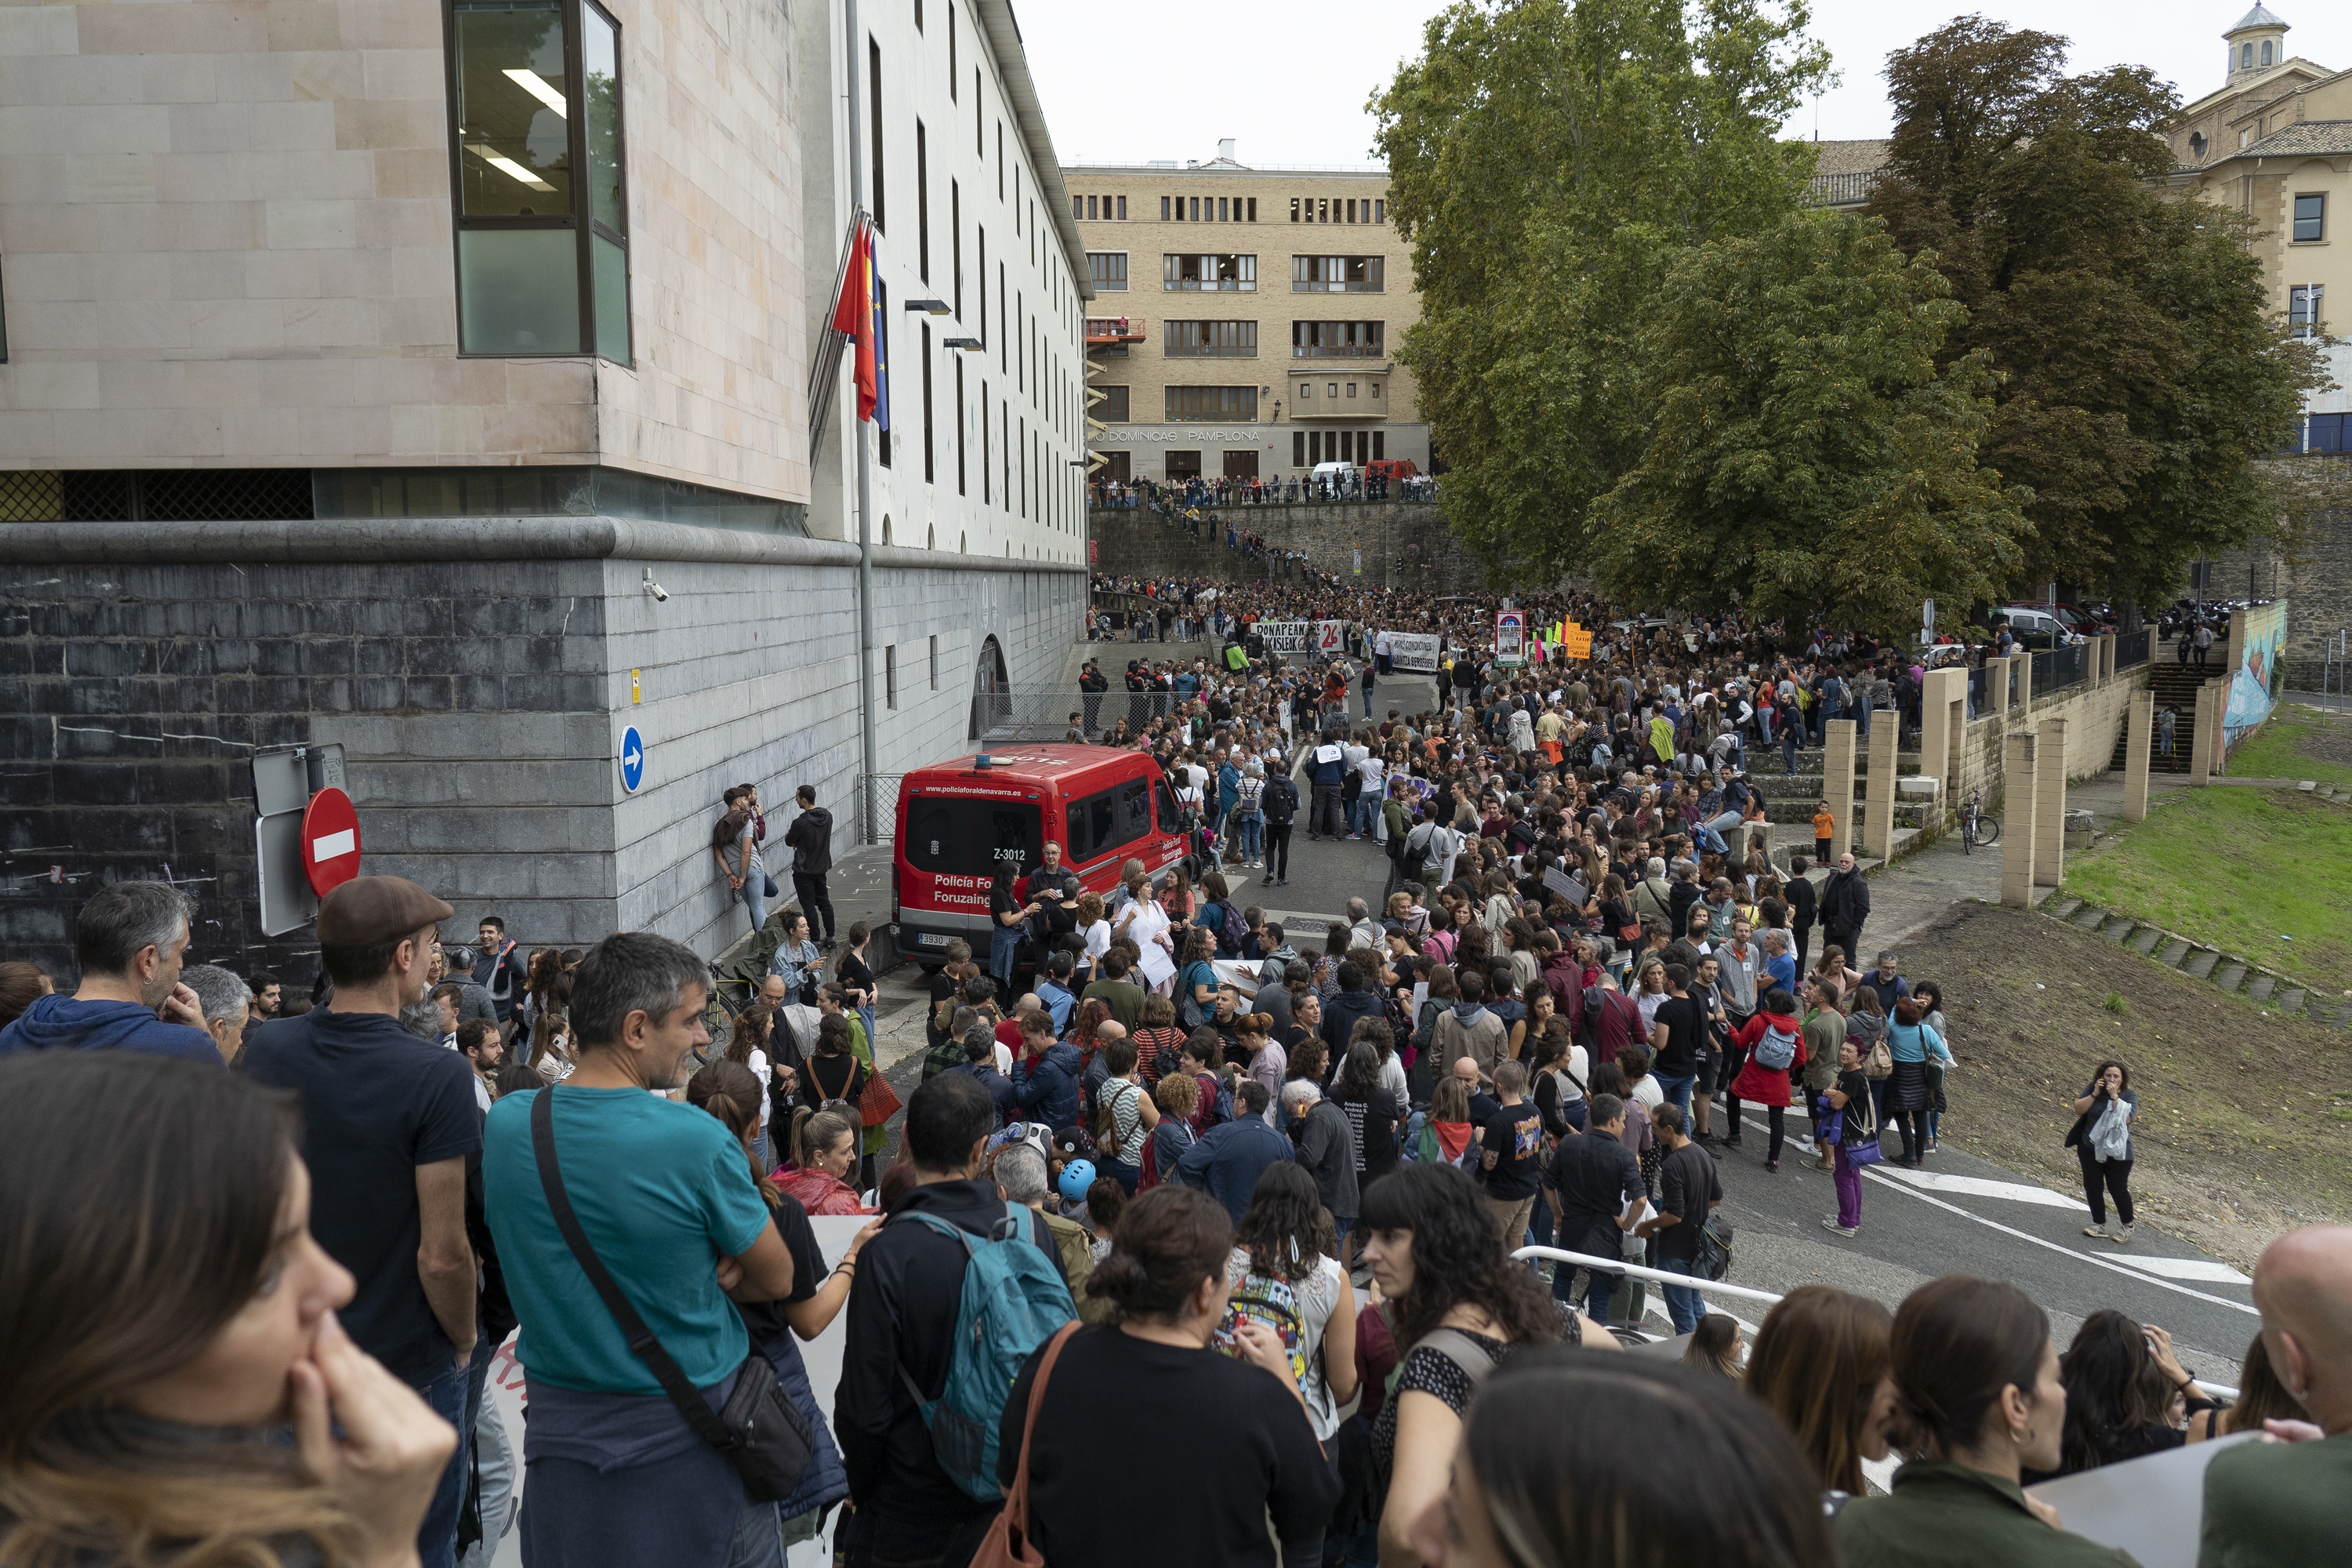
[300,786,362,894]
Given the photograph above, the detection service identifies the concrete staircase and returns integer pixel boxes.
[2110,660,2212,775]
[2041,896,2351,1026]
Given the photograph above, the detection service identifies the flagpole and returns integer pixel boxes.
[844,0,879,843]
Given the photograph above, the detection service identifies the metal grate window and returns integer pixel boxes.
[0,469,314,522]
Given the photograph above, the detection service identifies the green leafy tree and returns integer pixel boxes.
[1588,211,2031,634]
[1866,17,2322,604]
[1372,0,1830,581]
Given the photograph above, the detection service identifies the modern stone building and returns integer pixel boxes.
[1062,142,1428,485]
[0,0,1089,978]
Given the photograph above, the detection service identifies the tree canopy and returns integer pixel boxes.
[1588,211,2030,636]
[1372,0,1831,582]
[1866,17,2323,603]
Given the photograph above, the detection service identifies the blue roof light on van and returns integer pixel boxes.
[973,753,992,771]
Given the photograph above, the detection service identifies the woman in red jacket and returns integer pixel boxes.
[1729,987,1807,1174]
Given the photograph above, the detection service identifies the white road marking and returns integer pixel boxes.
[1739,1114,2259,1317]
[1878,1167,2078,1209]
[2107,1255,2252,1285]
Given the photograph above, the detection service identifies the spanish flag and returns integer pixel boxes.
[829,220,890,429]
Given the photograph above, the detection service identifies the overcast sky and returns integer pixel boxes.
[1019,0,2350,169]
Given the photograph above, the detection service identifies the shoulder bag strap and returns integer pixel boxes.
[1414,1327,1499,1392]
[529,1087,733,1450]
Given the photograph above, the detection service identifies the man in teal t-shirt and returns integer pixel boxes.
[483,932,797,1563]
[2198,1225,2352,1568]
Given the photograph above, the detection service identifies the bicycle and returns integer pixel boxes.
[1958,789,2000,853]
[702,960,750,1051]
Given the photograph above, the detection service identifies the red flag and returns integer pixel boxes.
[831,220,877,423]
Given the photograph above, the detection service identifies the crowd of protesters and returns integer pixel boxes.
[1090,468,1438,514]
[0,567,2329,1568]
[0,871,2341,1568]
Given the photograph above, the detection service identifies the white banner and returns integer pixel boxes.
[1381,631,1440,673]
[1258,619,1310,652]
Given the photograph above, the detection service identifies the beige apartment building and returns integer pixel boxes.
[2167,5,2352,453]
[1062,141,1426,485]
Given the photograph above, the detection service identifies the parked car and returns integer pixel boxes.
[1991,607,2085,649]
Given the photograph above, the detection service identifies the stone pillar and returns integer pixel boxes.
[1864,719,1899,862]
[2011,650,2034,711]
[2190,681,2216,786]
[1989,654,2009,718]
[2100,633,2116,683]
[2034,717,2068,887]
[2001,731,2038,907]
[1821,718,1857,864]
[1919,667,1967,818]
[2122,689,2154,822]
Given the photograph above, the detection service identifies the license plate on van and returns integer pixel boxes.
[917,932,950,947]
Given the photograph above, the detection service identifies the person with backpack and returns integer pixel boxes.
[836,1073,1075,1568]
[1258,756,1298,888]
[1726,988,1808,1173]
[1224,1162,1359,1450]
[1200,872,1247,960]
[994,1186,1339,1568]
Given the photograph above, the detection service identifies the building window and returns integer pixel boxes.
[885,645,898,709]
[1374,198,1384,223]
[1346,382,1356,398]
[1117,195,1127,219]
[1298,381,1311,400]
[1161,195,1171,220]
[1097,385,1130,421]
[1373,430,1385,459]
[2290,284,2324,339]
[1292,255,1384,292]
[1247,198,1255,221]
[1308,430,1322,463]
[1087,251,1127,291]
[449,0,630,360]
[914,0,923,30]
[1291,320,1382,358]
[1290,198,1299,222]
[1166,386,1258,420]
[951,182,962,316]
[1370,382,1381,399]
[930,634,939,688]
[916,122,930,279]
[1162,252,1256,291]
[921,321,935,481]
[1327,382,1338,398]
[868,38,885,230]
[1292,431,1305,466]
[2241,42,2251,70]
[956,356,967,492]
[2294,193,2325,242]
[1164,320,1257,357]
[948,2,955,93]
[2261,39,2273,66]
[876,274,891,466]
[0,253,9,364]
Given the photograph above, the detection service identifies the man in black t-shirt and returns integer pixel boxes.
[244,876,482,1568]
[1479,1062,1546,1250]
[1648,964,1707,1121]
[1642,1103,1722,1335]
[1542,1094,1647,1321]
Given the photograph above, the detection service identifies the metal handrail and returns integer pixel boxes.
[1510,1245,1788,1307]
[1510,1243,2242,1396]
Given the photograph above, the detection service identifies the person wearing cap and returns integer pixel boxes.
[241,875,481,1568]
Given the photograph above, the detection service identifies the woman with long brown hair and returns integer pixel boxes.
[0,1052,453,1568]
[1745,1284,1899,1501]
[724,999,779,1171]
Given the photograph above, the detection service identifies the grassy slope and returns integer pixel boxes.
[2060,786,2352,997]
[2224,705,2352,790]
[1926,904,2352,1270]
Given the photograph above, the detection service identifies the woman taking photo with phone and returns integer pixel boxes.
[2066,1061,2139,1244]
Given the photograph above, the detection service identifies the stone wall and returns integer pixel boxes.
[1089,499,1503,593]
[0,518,1082,982]
[2202,479,2352,676]
[1919,651,2151,824]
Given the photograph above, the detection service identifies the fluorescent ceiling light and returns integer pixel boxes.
[503,68,568,117]
[466,143,556,192]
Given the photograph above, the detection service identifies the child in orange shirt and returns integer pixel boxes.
[1813,803,1835,866]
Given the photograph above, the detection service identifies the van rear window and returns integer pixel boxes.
[1065,778,1154,865]
[905,797,1042,877]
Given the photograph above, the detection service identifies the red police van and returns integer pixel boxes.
[891,746,1186,963]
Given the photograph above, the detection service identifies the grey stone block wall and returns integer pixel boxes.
[0,521,1083,984]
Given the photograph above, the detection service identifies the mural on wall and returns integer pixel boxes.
[2222,600,2288,750]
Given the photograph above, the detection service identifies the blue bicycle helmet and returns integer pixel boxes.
[1058,1159,1098,1203]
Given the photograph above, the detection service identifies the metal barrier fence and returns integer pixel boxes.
[2032,641,2090,697]
[860,773,903,847]
[1967,665,1990,719]
[2115,628,2151,670]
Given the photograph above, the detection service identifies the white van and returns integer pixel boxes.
[1309,460,1359,485]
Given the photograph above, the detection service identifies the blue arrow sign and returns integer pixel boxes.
[619,725,646,793]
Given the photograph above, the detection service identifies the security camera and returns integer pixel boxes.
[642,566,670,602]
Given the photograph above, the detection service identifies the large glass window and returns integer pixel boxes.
[1087,252,1127,291]
[1292,255,1384,292]
[1165,320,1256,357]
[1162,253,1256,291]
[1165,386,1258,420]
[449,0,630,361]
[1292,320,1382,357]
[2293,193,2325,242]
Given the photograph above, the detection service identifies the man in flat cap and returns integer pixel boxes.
[243,875,481,1568]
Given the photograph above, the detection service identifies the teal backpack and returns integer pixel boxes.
[893,1202,1079,1501]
